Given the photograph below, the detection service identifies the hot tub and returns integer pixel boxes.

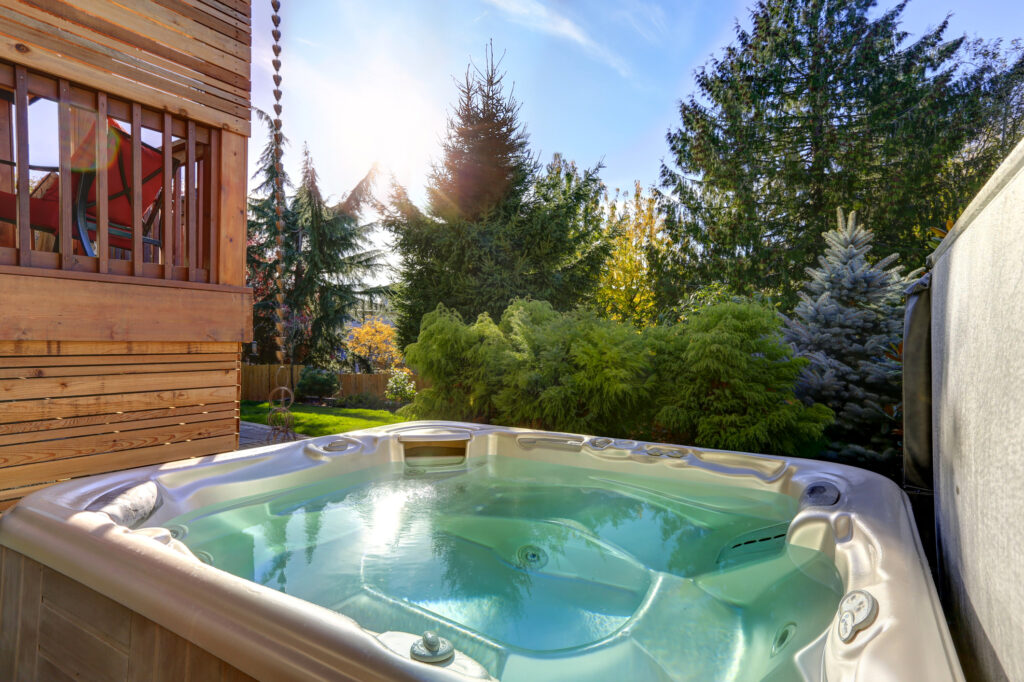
[0,421,963,681]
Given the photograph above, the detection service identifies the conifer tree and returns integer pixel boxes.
[385,45,610,347]
[658,0,1023,310]
[246,112,386,365]
[783,208,915,468]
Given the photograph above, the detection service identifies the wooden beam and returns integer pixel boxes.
[0,98,12,191]
[0,403,236,439]
[0,360,237,379]
[0,353,238,367]
[95,93,109,273]
[0,97,12,248]
[131,103,143,274]
[58,78,72,267]
[162,113,173,278]
[216,130,246,286]
[0,262,250,293]
[14,64,29,266]
[0,418,237,468]
[206,128,220,283]
[0,369,236,402]
[0,385,238,424]
[186,120,196,280]
[0,272,253,342]
[0,31,250,136]
[0,434,238,490]
[0,340,238,355]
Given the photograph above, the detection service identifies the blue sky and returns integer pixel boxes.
[249,0,1024,211]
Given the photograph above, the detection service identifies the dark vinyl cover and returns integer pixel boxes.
[903,272,933,491]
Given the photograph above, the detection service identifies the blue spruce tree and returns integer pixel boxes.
[783,208,918,470]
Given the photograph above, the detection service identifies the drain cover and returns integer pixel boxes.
[516,545,548,569]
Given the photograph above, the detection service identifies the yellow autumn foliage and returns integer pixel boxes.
[595,182,668,327]
[347,317,403,372]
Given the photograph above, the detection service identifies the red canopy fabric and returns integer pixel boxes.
[39,117,166,229]
[0,117,166,252]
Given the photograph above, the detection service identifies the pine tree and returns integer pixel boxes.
[246,113,386,365]
[783,208,915,468]
[658,0,1021,310]
[385,45,610,347]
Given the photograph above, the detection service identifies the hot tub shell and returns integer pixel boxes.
[0,421,963,681]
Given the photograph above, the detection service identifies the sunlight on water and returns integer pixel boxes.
[161,456,842,681]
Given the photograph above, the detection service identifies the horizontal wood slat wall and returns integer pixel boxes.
[0,0,252,135]
[0,340,241,510]
[0,547,259,681]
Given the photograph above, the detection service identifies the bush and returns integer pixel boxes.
[295,367,340,400]
[403,299,833,455]
[385,372,417,403]
[336,391,390,410]
[647,302,833,455]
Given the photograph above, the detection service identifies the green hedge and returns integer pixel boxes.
[401,300,832,456]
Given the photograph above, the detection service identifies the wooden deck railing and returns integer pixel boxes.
[0,60,244,286]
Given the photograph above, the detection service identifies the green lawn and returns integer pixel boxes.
[240,401,406,437]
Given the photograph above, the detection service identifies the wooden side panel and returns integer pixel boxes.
[0,549,258,681]
[0,341,241,509]
[0,0,251,135]
[0,271,252,342]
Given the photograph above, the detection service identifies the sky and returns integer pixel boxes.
[248,0,1024,227]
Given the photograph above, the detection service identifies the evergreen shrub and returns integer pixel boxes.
[402,300,832,456]
[296,367,340,400]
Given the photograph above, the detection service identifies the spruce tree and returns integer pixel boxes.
[783,208,915,468]
[658,0,1022,310]
[385,45,610,347]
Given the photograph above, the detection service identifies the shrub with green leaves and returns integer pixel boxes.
[296,367,340,400]
[385,372,418,403]
[403,299,832,456]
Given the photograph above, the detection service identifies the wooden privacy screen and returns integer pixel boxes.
[0,340,242,511]
[0,0,251,135]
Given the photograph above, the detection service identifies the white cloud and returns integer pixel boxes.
[616,0,668,44]
[483,0,631,77]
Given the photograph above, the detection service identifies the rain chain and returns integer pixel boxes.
[266,0,296,443]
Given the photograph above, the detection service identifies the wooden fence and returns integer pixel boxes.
[240,365,427,402]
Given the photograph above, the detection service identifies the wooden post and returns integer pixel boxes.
[207,128,220,284]
[14,65,30,267]
[0,100,12,193]
[216,130,246,287]
[131,103,143,275]
[58,80,73,268]
[96,93,109,274]
[186,120,196,281]
[162,113,173,279]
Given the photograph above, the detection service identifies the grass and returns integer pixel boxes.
[240,400,406,437]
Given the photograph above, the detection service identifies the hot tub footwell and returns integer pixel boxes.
[0,546,256,681]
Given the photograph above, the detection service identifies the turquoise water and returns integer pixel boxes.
[159,456,842,681]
